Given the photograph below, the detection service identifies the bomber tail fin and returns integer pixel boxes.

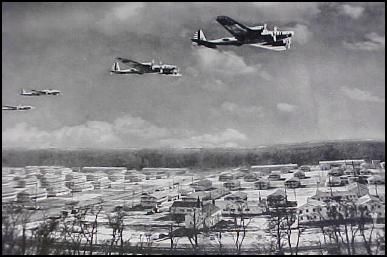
[191,29,217,49]
[192,29,207,43]
[111,62,120,72]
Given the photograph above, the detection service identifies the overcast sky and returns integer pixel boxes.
[2,2,385,148]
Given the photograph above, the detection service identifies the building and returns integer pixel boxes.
[299,165,311,172]
[86,173,111,189]
[319,160,365,170]
[15,176,40,189]
[65,173,94,192]
[311,183,369,202]
[140,192,168,209]
[170,200,199,215]
[267,189,287,208]
[250,164,298,173]
[2,186,18,203]
[325,176,342,187]
[254,178,270,190]
[298,198,327,223]
[184,202,222,229]
[191,179,213,191]
[219,173,234,182]
[367,175,385,185]
[39,173,71,196]
[223,180,241,190]
[339,175,350,185]
[285,177,301,188]
[125,173,145,182]
[244,173,259,182]
[224,192,248,202]
[293,170,306,179]
[328,167,345,177]
[356,194,385,219]
[268,171,282,181]
[17,188,47,202]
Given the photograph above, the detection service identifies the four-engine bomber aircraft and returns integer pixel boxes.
[191,16,294,51]
[20,89,61,96]
[2,105,34,111]
[111,57,182,77]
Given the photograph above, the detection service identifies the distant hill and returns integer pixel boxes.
[2,140,385,169]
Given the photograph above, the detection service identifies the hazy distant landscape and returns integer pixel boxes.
[3,140,385,169]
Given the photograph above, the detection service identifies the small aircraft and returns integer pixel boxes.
[2,105,34,111]
[20,89,62,96]
[111,57,182,76]
[191,16,294,51]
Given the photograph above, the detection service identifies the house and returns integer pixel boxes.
[293,170,306,179]
[17,188,48,202]
[298,198,327,223]
[223,180,241,190]
[244,173,258,182]
[2,186,18,202]
[267,189,287,208]
[140,192,168,209]
[299,165,311,172]
[184,202,222,229]
[311,183,369,202]
[224,192,248,202]
[339,175,350,185]
[170,200,200,216]
[219,173,234,182]
[268,171,282,181]
[356,194,385,219]
[325,176,342,187]
[254,178,270,190]
[191,179,213,191]
[250,164,298,173]
[319,160,365,170]
[328,167,344,177]
[285,177,301,188]
[367,175,385,185]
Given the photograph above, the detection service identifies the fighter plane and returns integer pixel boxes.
[191,16,294,51]
[2,105,34,111]
[111,57,182,76]
[20,89,61,96]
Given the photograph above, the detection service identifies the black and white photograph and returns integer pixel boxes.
[2,2,385,255]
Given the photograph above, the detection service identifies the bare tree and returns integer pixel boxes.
[230,206,252,255]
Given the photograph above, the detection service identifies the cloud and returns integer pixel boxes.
[343,32,385,51]
[339,4,364,19]
[221,102,265,118]
[341,86,385,103]
[251,2,321,23]
[277,103,297,112]
[193,48,272,81]
[200,79,229,92]
[290,24,312,45]
[160,128,247,148]
[3,115,248,148]
[194,48,256,74]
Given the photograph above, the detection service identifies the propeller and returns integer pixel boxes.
[286,37,292,49]
[273,26,278,42]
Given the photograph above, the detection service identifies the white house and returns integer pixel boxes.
[185,203,222,229]
[298,198,327,223]
[223,180,241,190]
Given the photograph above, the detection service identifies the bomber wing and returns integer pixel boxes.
[115,57,150,73]
[216,16,251,40]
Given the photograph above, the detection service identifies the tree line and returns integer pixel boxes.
[2,141,385,169]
